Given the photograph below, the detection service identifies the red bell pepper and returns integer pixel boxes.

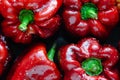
[7,43,61,80]
[59,38,119,80]
[63,0,119,39]
[0,0,62,43]
[0,35,9,76]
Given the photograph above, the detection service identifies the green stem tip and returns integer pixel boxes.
[47,43,56,61]
[82,58,103,76]
[81,3,98,20]
[19,9,34,32]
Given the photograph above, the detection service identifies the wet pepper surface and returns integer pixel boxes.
[0,0,62,43]
[0,0,120,80]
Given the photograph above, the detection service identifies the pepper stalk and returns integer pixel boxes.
[82,58,103,76]
[47,43,56,61]
[19,9,34,32]
[81,3,98,20]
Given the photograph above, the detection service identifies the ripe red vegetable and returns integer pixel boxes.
[0,35,9,76]
[59,38,119,80]
[7,44,61,80]
[63,0,119,39]
[0,0,62,43]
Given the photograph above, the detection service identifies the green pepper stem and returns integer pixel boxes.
[18,9,34,32]
[82,58,103,76]
[47,43,56,61]
[87,9,98,19]
[81,3,98,20]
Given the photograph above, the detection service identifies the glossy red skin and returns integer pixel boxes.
[0,0,62,43]
[59,38,119,80]
[0,36,9,76]
[63,0,119,39]
[7,44,61,80]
